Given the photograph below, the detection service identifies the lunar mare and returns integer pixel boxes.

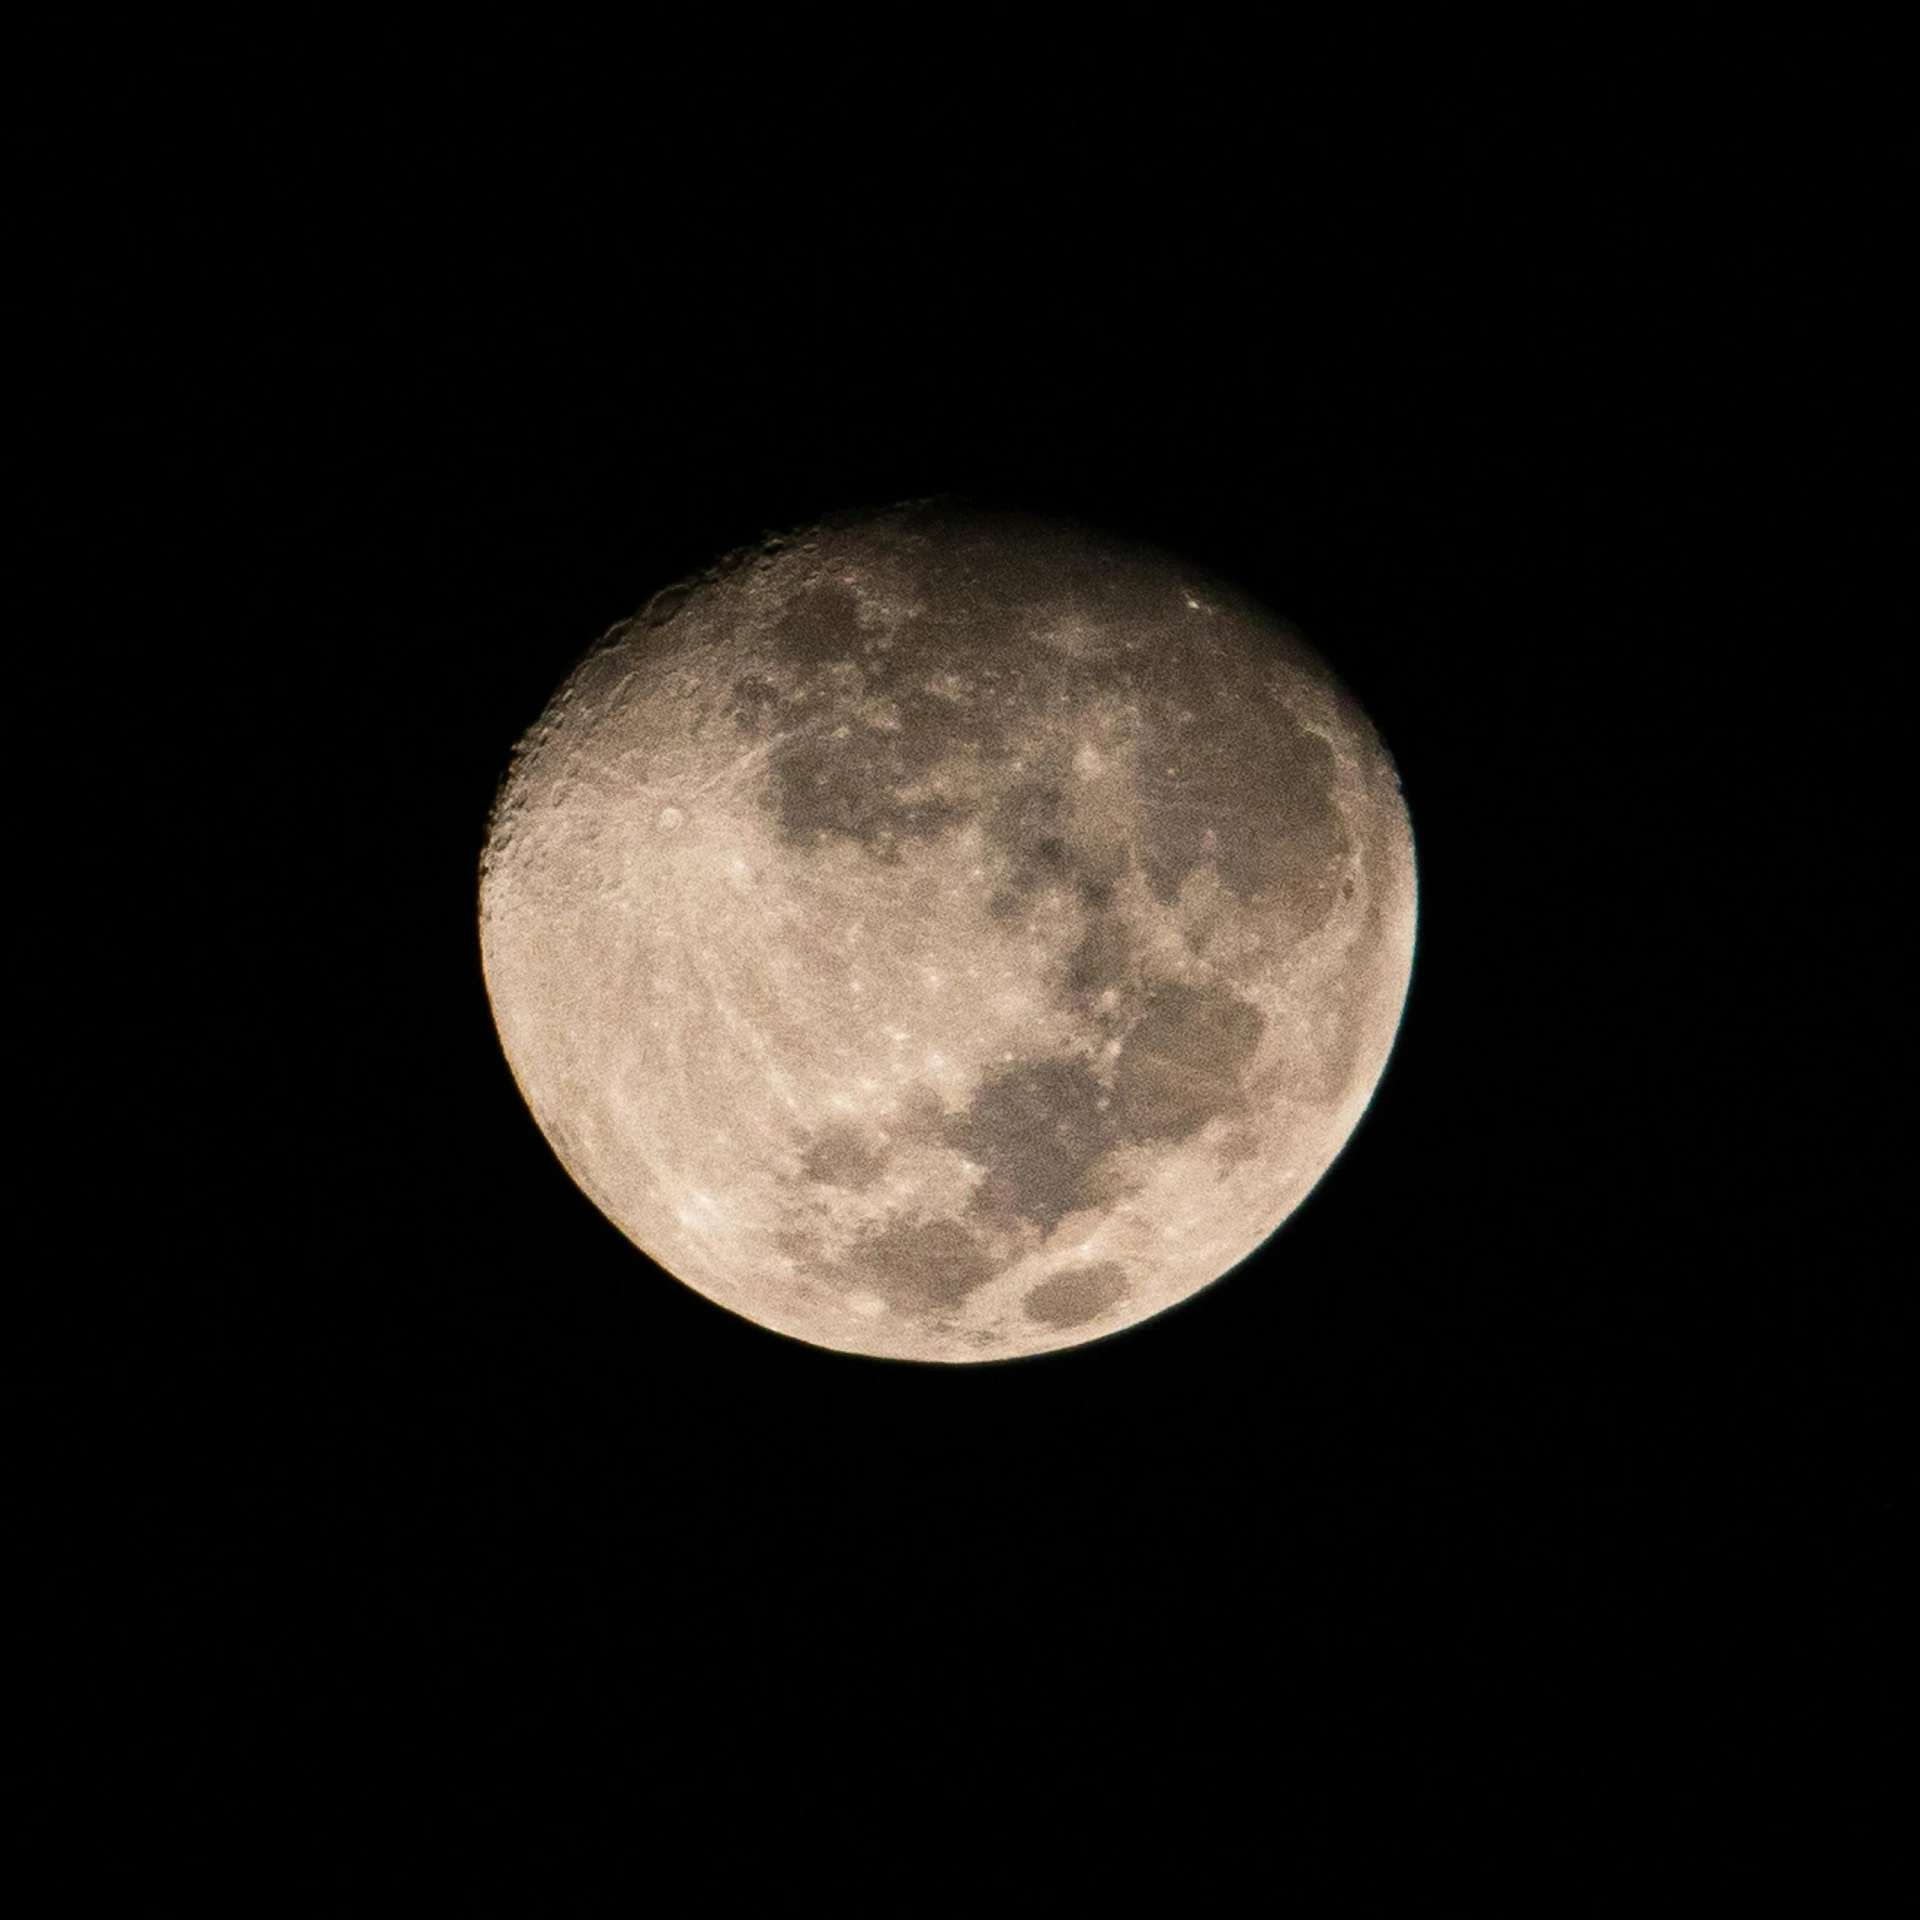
[479,501,1416,1362]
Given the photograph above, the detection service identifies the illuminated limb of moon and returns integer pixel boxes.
[480,502,1416,1361]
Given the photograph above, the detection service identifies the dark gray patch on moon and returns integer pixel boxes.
[1219,706,1347,907]
[1024,1263,1131,1328]
[760,651,975,861]
[772,579,865,666]
[771,728,963,859]
[855,1215,996,1311]
[985,777,1071,867]
[1064,909,1134,1004]
[1075,869,1119,911]
[890,688,969,776]
[943,1055,1118,1235]
[1137,697,1348,917]
[800,1122,887,1191]
[1112,979,1266,1144]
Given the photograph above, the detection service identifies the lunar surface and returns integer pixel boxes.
[479,501,1416,1361]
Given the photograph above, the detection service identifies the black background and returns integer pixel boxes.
[31,41,1902,1903]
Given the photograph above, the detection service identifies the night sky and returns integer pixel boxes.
[33,44,1899,1901]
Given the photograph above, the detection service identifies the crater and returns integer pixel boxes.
[1024,1263,1131,1329]
[729,674,782,738]
[943,1054,1117,1236]
[1112,979,1266,1144]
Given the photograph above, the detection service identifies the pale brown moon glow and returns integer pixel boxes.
[479,502,1417,1362]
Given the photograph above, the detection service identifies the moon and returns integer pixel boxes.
[479,501,1416,1362]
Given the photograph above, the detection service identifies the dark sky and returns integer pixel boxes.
[35,46,1900,1899]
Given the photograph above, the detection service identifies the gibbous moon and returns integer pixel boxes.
[480,501,1416,1362]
